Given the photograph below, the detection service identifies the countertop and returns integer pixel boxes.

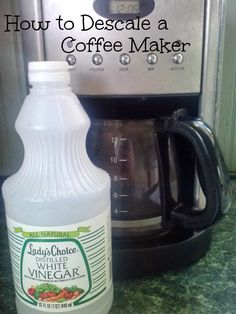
[0,180,235,314]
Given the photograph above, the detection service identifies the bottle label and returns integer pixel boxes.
[6,210,112,312]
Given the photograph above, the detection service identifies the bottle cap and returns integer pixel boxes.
[28,61,71,84]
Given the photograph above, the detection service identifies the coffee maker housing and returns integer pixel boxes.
[19,0,229,277]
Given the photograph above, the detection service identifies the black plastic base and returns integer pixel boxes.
[112,227,212,279]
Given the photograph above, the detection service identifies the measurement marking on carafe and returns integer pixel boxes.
[119,177,128,181]
[119,138,127,141]
[113,192,128,199]
[114,209,128,214]
[119,159,128,162]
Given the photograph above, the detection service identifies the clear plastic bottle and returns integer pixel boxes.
[2,62,113,314]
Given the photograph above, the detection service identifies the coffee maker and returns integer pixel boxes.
[19,0,231,278]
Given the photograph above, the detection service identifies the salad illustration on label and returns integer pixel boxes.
[28,283,84,303]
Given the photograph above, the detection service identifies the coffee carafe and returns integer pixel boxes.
[87,110,231,239]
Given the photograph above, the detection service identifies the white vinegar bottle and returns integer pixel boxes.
[2,62,113,314]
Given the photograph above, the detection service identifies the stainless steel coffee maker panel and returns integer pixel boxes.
[21,0,205,95]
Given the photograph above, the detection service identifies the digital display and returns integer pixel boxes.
[109,0,140,15]
[94,0,154,20]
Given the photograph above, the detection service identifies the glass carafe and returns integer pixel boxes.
[87,113,231,239]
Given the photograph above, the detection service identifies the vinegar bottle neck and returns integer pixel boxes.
[28,61,72,92]
[30,82,72,94]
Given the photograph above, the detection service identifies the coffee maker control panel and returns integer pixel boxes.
[38,0,205,95]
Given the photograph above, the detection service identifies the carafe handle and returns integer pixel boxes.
[163,113,231,230]
[188,119,231,216]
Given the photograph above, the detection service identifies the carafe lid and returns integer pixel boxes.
[28,61,71,84]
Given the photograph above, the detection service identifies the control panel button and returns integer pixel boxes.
[173,53,184,64]
[67,40,74,48]
[92,54,103,66]
[66,54,77,66]
[147,53,158,65]
[120,53,131,65]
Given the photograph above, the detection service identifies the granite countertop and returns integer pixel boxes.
[0,180,235,314]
